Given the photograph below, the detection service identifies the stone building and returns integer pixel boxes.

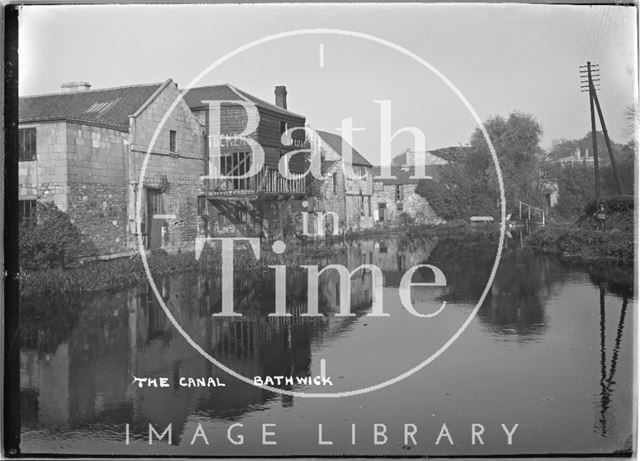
[306,130,374,235]
[19,79,206,258]
[371,165,443,225]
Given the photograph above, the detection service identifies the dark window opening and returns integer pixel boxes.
[19,200,37,226]
[332,173,338,194]
[395,185,403,202]
[280,121,288,134]
[197,196,208,217]
[19,128,37,161]
[169,130,177,153]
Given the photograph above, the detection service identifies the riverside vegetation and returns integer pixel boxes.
[18,203,494,298]
[525,196,634,265]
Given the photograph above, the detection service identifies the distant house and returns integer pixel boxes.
[182,84,307,239]
[18,79,206,259]
[372,148,448,224]
[306,130,374,235]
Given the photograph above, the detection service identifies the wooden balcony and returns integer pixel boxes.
[201,166,306,199]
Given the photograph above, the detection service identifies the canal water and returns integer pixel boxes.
[18,234,634,456]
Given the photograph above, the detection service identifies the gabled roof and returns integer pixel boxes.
[372,165,444,185]
[316,130,373,168]
[19,82,165,132]
[182,84,305,119]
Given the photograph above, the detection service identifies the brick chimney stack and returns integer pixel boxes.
[61,81,91,92]
[275,86,287,110]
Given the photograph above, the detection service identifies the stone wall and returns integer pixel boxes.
[345,195,374,230]
[129,81,206,253]
[372,183,441,224]
[18,121,132,258]
[65,123,130,257]
[18,122,69,207]
[315,162,346,235]
[402,185,441,224]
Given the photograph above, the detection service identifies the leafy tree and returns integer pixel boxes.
[19,201,82,270]
[417,111,546,219]
[471,112,546,210]
[544,132,635,218]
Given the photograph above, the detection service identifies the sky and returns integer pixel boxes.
[18,4,638,164]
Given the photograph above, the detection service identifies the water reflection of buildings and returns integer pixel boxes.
[20,237,444,441]
[19,251,381,441]
[19,239,635,450]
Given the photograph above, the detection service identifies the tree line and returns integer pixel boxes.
[416,111,636,221]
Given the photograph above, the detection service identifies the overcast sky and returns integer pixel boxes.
[18,4,637,164]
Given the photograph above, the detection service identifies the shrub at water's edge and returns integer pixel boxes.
[526,225,633,264]
[19,201,83,270]
[526,195,634,264]
[19,239,343,298]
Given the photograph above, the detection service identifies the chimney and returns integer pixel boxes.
[61,81,91,92]
[274,86,287,110]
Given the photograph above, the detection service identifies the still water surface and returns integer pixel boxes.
[19,235,634,456]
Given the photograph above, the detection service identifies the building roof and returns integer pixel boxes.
[316,130,373,167]
[391,149,449,167]
[371,165,444,185]
[19,82,165,131]
[182,84,305,119]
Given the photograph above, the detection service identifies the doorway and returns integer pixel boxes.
[146,188,163,249]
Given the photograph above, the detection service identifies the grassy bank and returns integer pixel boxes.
[525,225,634,265]
[526,196,634,265]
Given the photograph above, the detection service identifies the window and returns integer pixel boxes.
[19,200,37,226]
[395,185,403,202]
[221,152,251,190]
[169,130,177,153]
[378,202,386,222]
[332,173,338,194]
[19,128,37,161]
[368,197,372,217]
[396,202,404,211]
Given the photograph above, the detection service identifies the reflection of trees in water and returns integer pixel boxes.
[428,236,563,341]
[477,251,568,341]
[426,233,500,303]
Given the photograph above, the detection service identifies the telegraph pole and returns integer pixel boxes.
[592,87,623,194]
[580,62,601,203]
[580,62,623,201]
